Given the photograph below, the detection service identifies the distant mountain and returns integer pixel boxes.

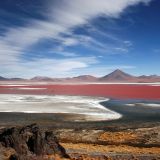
[71,75,97,82]
[10,78,26,81]
[99,69,137,82]
[0,76,25,81]
[0,76,7,81]
[31,76,64,82]
[31,76,54,81]
[1,69,160,83]
[31,75,97,82]
[138,75,160,83]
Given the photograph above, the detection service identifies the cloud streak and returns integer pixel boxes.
[0,0,152,77]
[0,56,98,78]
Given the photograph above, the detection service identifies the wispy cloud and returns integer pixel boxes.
[124,40,133,47]
[0,0,152,77]
[0,56,98,78]
[54,51,78,57]
[153,49,160,53]
[114,47,129,53]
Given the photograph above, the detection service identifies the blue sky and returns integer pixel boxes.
[0,0,160,78]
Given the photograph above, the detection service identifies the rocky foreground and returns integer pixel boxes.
[55,125,160,160]
[0,124,69,160]
[0,124,160,160]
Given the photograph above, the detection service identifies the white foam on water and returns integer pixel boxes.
[126,103,160,108]
[0,94,122,121]
[15,87,47,90]
[0,85,29,87]
[125,104,135,106]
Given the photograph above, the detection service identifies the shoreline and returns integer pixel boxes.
[0,96,159,130]
[101,99,160,122]
[0,94,159,124]
[0,94,122,122]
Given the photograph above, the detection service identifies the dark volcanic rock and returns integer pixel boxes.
[0,124,69,160]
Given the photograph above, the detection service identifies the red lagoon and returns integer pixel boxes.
[0,84,160,100]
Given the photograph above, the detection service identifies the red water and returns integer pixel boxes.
[0,84,160,100]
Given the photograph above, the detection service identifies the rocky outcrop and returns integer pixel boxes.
[0,124,69,160]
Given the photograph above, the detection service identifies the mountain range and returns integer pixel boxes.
[1,69,160,83]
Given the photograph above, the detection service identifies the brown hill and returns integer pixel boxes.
[138,75,160,83]
[70,75,97,82]
[99,69,138,82]
[0,76,7,81]
[31,76,54,81]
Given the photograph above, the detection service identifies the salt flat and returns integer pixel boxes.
[0,94,122,121]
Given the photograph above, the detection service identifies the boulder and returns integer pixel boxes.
[0,124,69,160]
